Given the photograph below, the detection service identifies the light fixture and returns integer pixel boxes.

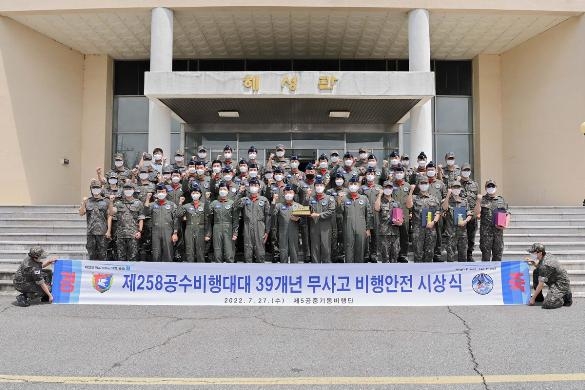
[329,110,350,118]
[218,110,239,118]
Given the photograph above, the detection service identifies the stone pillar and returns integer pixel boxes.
[408,9,433,162]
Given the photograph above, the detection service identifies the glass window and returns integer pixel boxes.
[435,134,472,166]
[114,97,149,133]
[291,133,344,149]
[435,96,471,133]
[113,134,148,168]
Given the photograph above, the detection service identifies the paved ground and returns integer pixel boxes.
[0,296,583,390]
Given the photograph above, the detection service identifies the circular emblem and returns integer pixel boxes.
[230,187,237,193]
[472,273,494,295]
[225,204,231,210]
[435,183,441,189]
[358,200,364,205]
[321,200,328,206]
[197,206,203,212]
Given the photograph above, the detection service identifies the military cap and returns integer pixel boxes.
[122,182,135,189]
[90,179,102,188]
[107,171,118,179]
[368,154,376,160]
[249,178,260,186]
[222,167,232,173]
[218,181,228,188]
[450,180,462,188]
[349,175,359,183]
[162,165,173,174]
[485,179,496,187]
[194,160,205,166]
[417,152,427,160]
[426,161,436,169]
[190,182,201,192]
[143,153,152,161]
[275,144,286,150]
[198,146,208,153]
[249,163,258,169]
[528,243,546,254]
[318,153,328,161]
[139,166,149,173]
[359,147,367,153]
[366,167,376,173]
[445,152,456,159]
[315,175,324,184]
[305,163,315,171]
[461,163,472,170]
[343,152,353,158]
[273,167,284,174]
[392,165,404,172]
[248,145,257,153]
[418,176,430,184]
[223,145,232,152]
[383,180,393,187]
[290,155,299,161]
[389,151,399,158]
[284,184,294,192]
[175,149,185,156]
[28,247,48,260]
[113,153,124,160]
[330,150,340,156]
[155,183,166,191]
[238,159,247,165]
[335,172,344,179]
[401,154,410,160]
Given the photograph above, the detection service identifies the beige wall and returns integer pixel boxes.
[500,15,585,206]
[0,16,84,205]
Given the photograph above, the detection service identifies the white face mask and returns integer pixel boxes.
[212,166,221,174]
[319,162,328,169]
[249,186,259,194]
[276,150,285,158]
[344,159,353,167]
[108,178,118,185]
[196,152,206,159]
[156,192,166,200]
[359,153,367,160]
[395,173,405,180]
[196,169,205,176]
[383,188,393,196]
[461,170,471,178]
[291,162,299,169]
[171,176,181,183]
[426,170,436,178]
[223,175,233,182]
[188,167,197,174]
[390,159,399,166]
[224,152,232,159]
[274,174,284,182]
[366,175,375,182]
[123,189,134,197]
[143,161,151,168]
[192,192,201,200]
[265,173,273,180]
[349,185,359,193]
[114,160,124,167]
[418,160,427,168]
[91,188,101,196]
[331,156,339,163]
[486,187,497,195]
[419,184,430,192]
[452,188,462,196]
[139,173,149,180]
[154,154,162,161]
[175,156,184,163]
[315,186,325,194]
[239,166,248,173]
[249,170,258,178]
[446,159,455,166]
[401,160,409,167]
[335,179,344,187]
[367,160,377,168]
[248,153,257,160]
[219,189,229,197]
[284,193,294,201]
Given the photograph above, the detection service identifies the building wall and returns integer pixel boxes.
[500,15,585,206]
[0,16,84,205]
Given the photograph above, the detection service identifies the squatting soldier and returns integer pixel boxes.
[177,183,211,263]
[236,178,271,263]
[337,176,373,263]
[305,176,336,263]
[442,181,480,262]
[13,247,56,307]
[392,165,411,263]
[460,163,480,261]
[374,181,403,263]
[271,185,302,263]
[110,182,144,262]
[144,184,179,262]
[79,179,112,260]
[406,177,441,263]
[479,179,508,262]
[527,243,573,309]
[208,182,240,263]
[361,167,383,262]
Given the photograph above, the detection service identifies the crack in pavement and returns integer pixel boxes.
[448,306,489,390]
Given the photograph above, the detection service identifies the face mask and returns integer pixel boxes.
[461,170,471,178]
[305,173,315,180]
[219,189,229,197]
[224,152,232,159]
[367,161,377,168]
[401,160,409,167]
[114,160,123,167]
[418,160,426,168]
[487,187,497,195]
[366,175,375,182]
[212,166,221,174]
[123,189,134,197]
[427,170,436,178]
[223,175,233,182]
[349,185,359,193]
[344,159,353,167]
[249,186,259,194]
[196,169,205,176]
[331,156,339,163]
[452,188,462,196]
[143,161,151,168]
[162,174,171,180]
[153,154,162,161]
[175,156,184,163]
[284,193,294,201]
[446,159,455,166]
[91,188,101,196]
[383,188,393,196]
[359,153,367,160]
[315,186,325,194]
[156,192,166,200]
[319,162,328,169]
[197,152,206,159]
[192,192,201,200]
[249,170,258,178]
[291,162,299,169]
[390,159,399,166]
[395,173,405,180]
[188,167,197,174]
[335,179,344,187]
[248,153,257,160]
[108,178,118,185]
[265,173,273,180]
[276,151,285,158]
[419,184,430,192]
[139,173,149,180]
[274,174,284,182]
[239,166,248,173]
[171,176,181,183]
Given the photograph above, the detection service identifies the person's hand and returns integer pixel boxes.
[409,185,416,194]
[105,230,111,239]
[179,196,185,205]
[272,193,279,204]
[366,230,371,237]
[458,220,467,227]
[290,215,300,222]
[306,188,312,198]
[263,232,268,244]
[171,233,178,243]
[393,218,403,226]
[477,194,483,200]
[378,188,384,197]
[109,194,116,201]
[134,231,141,240]
[146,193,152,201]
[205,236,211,242]
[447,188,452,197]
[48,293,53,303]
[96,167,102,175]
[383,160,388,168]
[426,221,435,229]
[232,235,238,241]
[310,212,320,221]
[529,297,536,306]
[206,192,211,199]
[269,153,275,160]
[82,197,88,204]
[525,257,536,266]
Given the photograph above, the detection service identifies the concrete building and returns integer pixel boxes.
[0,1,584,206]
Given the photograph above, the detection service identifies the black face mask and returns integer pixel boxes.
[305,174,315,180]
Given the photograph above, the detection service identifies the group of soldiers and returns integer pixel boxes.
[80,144,509,264]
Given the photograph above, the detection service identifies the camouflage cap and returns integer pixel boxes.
[450,180,462,188]
[528,243,546,254]
[383,180,393,187]
[275,144,286,150]
[461,163,472,170]
[143,153,153,160]
[28,246,48,260]
[107,171,118,179]
[113,153,124,160]
[122,182,135,189]
[162,165,173,174]
[485,179,496,187]
[175,149,185,156]
[445,152,455,159]
[90,179,101,188]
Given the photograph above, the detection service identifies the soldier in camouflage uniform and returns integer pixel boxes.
[271,185,302,263]
[392,165,411,263]
[171,149,187,174]
[362,167,383,262]
[460,163,480,261]
[209,181,240,263]
[104,171,122,261]
[144,184,179,262]
[374,181,403,263]
[479,179,508,262]
[105,153,132,184]
[406,177,441,263]
[236,178,271,263]
[305,176,336,263]
[136,166,156,261]
[527,243,573,309]
[13,247,56,307]
[110,182,144,262]
[79,179,112,260]
[297,163,317,262]
[439,152,461,187]
[442,181,481,262]
[337,176,373,263]
[177,183,211,263]
[426,161,448,261]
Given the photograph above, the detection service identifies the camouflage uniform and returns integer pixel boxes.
[479,194,508,262]
[306,193,336,263]
[297,178,316,262]
[236,194,271,263]
[339,192,374,263]
[378,197,401,263]
[461,174,480,260]
[84,196,110,260]
[428,178,447,260]
[13,253,52,300]
[137,181,156,261]
[146,199,178,262]
[361,182,383,262]
[209,198,240,263]
[411,192,441,263]
[443,196,470,262]
[534,254,572,309]
[113,196,145,262]
[177,200,211,263]
[392,180,412,261]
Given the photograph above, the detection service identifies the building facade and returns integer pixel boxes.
[0,1,584,206]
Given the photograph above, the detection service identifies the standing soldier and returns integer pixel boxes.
[374,181,403,263]
[298,163,317,262]
[327,173,346,262]
[144,184,179,262]
[392,165,411,263]
[426,161,447,262]
[337,176,373,263]
[237,178,271,263]
[362,167,383,262]
[196,146,210,168]
[104,172,122,261]
[110,182,144,262]
[305,176,336,263]
[171,149,187,174]
[246,145,264,174]
[266,143,290,172]
[354,147,369,174]
[460,163,480,261]
[136,166,156,261]
[439,152,461,186]
[479,179,508,262]
[315,154,332,187]
[271,185,302,263]
[79,179,112,260]
[104,153,132,184]
[208,182,240,263]
[406,177,441,263]
[409,152,428,185]
[288,155,304,187]
[177,183,211,263]
[442,181,481,262]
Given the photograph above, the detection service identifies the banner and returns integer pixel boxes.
[52,261,530,306]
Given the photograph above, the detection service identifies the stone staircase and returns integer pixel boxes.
[0,205,584,297]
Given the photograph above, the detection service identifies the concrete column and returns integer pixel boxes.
[408,9,433,162]
[148,7,173,157]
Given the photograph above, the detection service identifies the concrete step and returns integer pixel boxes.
[0,242,87,252]
[0,250,87,259]
[0,233,86,242]
[0,205,79,213]
[509,219,585,226]
[0,212,81,220]
[472,250,585,260]
[491,234,585,242]
[501,242,585,251]
[558,260,585,271]
[0,219,86,227]
[503,226,585,234]
[0,226,86,234]
[508,207,585,214]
